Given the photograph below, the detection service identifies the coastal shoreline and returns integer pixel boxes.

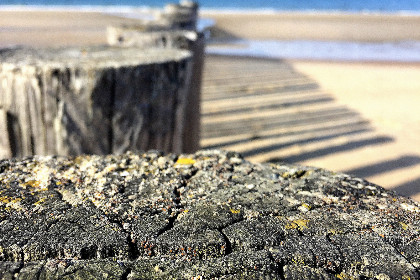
[3,5,420,15]
[2,7,420,45]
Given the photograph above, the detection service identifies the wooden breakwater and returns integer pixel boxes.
[107,0,205,153]
[0,46,192,157]
[0,1,205,158]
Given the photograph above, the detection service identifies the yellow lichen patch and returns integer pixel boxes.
[1,195,22,205]
[25,178,48,191]
[298,203,311,212]
[26,180,40,188]
[301,203,311,210]
[230,209,241,214]
[34,197,46,206]
[175,158,196,165]
[0,196,10,204]
[328,229,341,236]
[281,172,291,179]
[291,255,305,265]
[336,272,357,280]
[399,222,409,231]
[402,275,411,280]
[285,219,310,231]
[10,198,22,204]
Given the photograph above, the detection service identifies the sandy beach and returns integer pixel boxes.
[0,10,141,47]
[0,9,419,201]
[202,11,420,42]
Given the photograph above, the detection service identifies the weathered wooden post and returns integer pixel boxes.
[107,1,204,153]
[1,150,419,278]
[159,0,199,30]
[0,46,192,158]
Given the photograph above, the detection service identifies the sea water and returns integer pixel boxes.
[2,0,420,62]
[2,0,420,13]
[207,40,420,62]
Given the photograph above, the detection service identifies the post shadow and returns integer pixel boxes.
[205,120,370,150]
[277,136,394,163]
[203,106,362,139]
[201,55,402,182]
[392,178,420,197]
[344,155,420,179]
[202,96,334,117]
[242,127,373,158]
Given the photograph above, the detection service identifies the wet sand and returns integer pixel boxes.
[0,9,419,200]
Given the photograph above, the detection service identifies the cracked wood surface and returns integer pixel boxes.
[0,150,419,279]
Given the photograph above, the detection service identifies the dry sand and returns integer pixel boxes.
[0,9,419,200]
[202,11,420,42]
[291,61,420,201]
[203,11,420,201]
[0,10,140,47]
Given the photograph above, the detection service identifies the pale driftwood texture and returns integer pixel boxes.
[0,46,192,158]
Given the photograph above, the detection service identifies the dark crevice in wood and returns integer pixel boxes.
[6,112,20,157]
[109,69,116,154]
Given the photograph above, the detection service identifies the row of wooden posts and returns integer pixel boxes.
[0,0,205,158]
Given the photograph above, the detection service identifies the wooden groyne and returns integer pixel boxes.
[0,46,192,157]
[107,0,205,153]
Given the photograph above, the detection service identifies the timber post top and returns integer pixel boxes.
[0,45,194,158]
[0,46,192,69]
[0,150,419,279]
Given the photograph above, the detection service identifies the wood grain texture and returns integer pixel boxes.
[106,1,203,153]
[106,29,205,153]
[0,46,192,157]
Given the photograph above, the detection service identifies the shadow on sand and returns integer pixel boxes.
[201,54,419,199]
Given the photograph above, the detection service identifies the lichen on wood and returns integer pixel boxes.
[0,150,418,279]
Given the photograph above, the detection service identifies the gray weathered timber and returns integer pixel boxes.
[0,46,192,157]
[158,0,199,31]
[182,31,204,153]
[107,28,199,49]
[0,150,419,279]
[107,27,205,153]
[107,1,204,153]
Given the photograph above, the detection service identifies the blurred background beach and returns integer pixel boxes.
[0,0,419,201]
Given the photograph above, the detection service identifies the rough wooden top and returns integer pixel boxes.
[0,150,419,279]
[0,46,191,69]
